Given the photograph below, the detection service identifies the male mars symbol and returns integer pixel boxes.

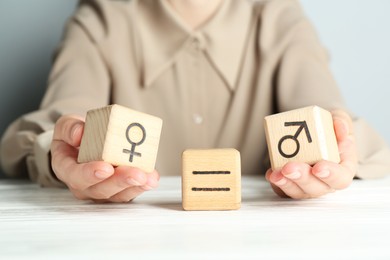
[264,106,340,170]
[278,120,312,158]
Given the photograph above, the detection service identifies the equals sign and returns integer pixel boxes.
[192,170,231,191]
[193,171,230,175]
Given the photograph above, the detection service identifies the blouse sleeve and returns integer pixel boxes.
[0,1,112,186]
[270,0,390,178]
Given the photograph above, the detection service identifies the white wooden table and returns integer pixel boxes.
[1,176,389,259]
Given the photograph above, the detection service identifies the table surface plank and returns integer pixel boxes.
[1,176,390,259]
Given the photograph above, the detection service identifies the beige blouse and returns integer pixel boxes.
[1,0,390,187]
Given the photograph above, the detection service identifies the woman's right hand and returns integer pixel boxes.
[50,115,159,202]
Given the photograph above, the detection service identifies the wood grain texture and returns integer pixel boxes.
[182,149,241,210]
[264,106,340,170]
[77,106,111,163]
[1,176,390,259]
[78,104,163,173]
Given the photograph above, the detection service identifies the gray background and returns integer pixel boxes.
[1,0,389,178]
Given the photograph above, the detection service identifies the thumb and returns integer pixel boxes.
[53,115,85,147]
[331,109,353,142]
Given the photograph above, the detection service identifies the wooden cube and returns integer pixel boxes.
[182,149,241,211]
[78,104,163,173]
[264,106,340,170]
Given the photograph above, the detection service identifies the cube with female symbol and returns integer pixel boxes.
[77,104,163,173]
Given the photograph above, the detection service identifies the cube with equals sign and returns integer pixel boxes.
[182,149,241,211]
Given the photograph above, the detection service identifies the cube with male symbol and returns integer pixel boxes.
[264,106,340,170]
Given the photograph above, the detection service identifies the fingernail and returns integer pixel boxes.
[147,177,159,188]
[126,178,141,186]
[71,123,83,138]
[284,171,301,180]
[143,185,154,191]
[316,170,330,178]
[95,171,111,179]
[274,177,287,186]
[338,118,349,132]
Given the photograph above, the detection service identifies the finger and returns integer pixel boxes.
[266,168,300,198]
[313,160,355,190]
[85,166,148,200]
[332,111,358,167]
[312,126,357,191]
[265,169,272,182]
[338,130,358,162]
[68,161,115,191]
[331,110,353,132]
[51,140,115,190]
[268,168,308,199]
[281,162,332,197]
[265,169,287,197]
[153,169,161,181]
[327,125,358,179]
[69,188,89,201]
[107,186,146,203]
[331,109,354,143]
[53,115,85,147]
[333,116,349,142]
[141,170,160,190]
[93,170,160,203]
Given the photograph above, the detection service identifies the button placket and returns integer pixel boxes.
[192,38,201,51]
[190,32,205,52]
[186,32,206,145]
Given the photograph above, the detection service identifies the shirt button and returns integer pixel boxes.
[192,113,203,124]
[192,38,201,50]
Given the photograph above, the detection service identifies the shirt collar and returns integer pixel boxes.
[136,0,253,90]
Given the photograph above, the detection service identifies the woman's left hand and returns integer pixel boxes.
[266,109,358,199]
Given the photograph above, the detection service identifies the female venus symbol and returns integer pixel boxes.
[122,123,146,162]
